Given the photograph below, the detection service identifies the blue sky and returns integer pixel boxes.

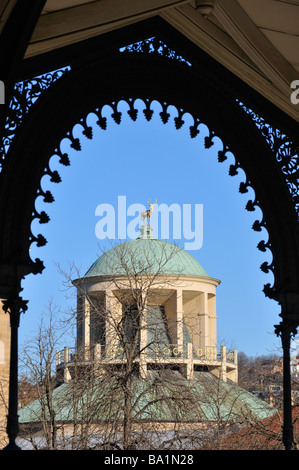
[21,99,282,357]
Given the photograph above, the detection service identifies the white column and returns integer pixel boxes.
[56,350,61,366]
[186,343,194,380]
[199,292,209,348]
[84,295,90,355]
[176,289,184,351]
[234,349,238,365]
[232,349,238,383]
[64,347,69,363]
[64,367,72,383]
[208,293,217,348]
[105,290,121,356]
[94,343,101,361]
[105,290,114,353]
[139,304,147,378]
[220,345,227,382]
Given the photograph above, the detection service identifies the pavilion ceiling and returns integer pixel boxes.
[0,0,298,120]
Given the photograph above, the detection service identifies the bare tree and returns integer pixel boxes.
[18,301,72,449]
[18,240,280,450]
[0,369,9,448]
[69,240,188,449]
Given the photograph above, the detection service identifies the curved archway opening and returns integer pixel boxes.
[21,98,280,357]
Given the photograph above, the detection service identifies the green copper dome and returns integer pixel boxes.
[84,228,209,279]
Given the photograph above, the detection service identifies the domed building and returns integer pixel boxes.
[59,225,237,384]
[18,225,276,450]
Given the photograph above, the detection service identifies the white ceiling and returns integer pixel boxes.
[1,0,298,121]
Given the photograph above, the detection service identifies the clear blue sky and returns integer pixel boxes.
[21,99,282,357]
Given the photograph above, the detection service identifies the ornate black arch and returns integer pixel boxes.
[1,51,298,303]
[0,30,298,449]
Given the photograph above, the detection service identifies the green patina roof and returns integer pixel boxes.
[84,231,209,279]
[18,371,276,425]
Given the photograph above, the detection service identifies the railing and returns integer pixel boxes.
[56,344,237,366]
[193,346,219,362]
[226,349,236,364]
[56,346,94,365]
[147,344,184,359]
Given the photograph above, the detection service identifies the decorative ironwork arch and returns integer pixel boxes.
[0,35,298,449]
[1,53,298,300]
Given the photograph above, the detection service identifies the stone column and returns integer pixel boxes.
[139,304,147,379]
[64,346,69,363]
[208,293,217,348]
[199,292,209,348]
[233,349,238,383]
[105,290,121,356]
[84,295,90,358]
[105,290,113,354]
[63,345,71,382]
[94,343,101,361]
[186,343,194,380]
[176,289,184,351]
[64,367,72,383]
[220,345,227,382]
[56,350,61,366]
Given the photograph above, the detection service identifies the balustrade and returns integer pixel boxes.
[56,343,237,365]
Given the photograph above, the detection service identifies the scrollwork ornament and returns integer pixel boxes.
[120,36,192,67]
[2,296,28,327]
[238,101,299,219]
[274,321,298,347]
[0,67,70,167]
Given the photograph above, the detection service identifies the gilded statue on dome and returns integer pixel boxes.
[140,199,157,226]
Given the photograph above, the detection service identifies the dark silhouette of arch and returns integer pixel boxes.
[1,55,298,299]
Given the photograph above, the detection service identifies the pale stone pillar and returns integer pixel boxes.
[139,305,148,379]
[220,345,227,382]
[231,349,238,383]
[64,366,72,383]
[186,342,194,380]
[139,303,148,378]
[105,290,121,356]
[56,350,61,366]
[64,346,69,364]
[234,349,238,365]
[94,343,101,361]
[199,291,209,348]
[176,289,184,350]
[105,290,115,354]
[208,293,217,348]
[84,295,90,355]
